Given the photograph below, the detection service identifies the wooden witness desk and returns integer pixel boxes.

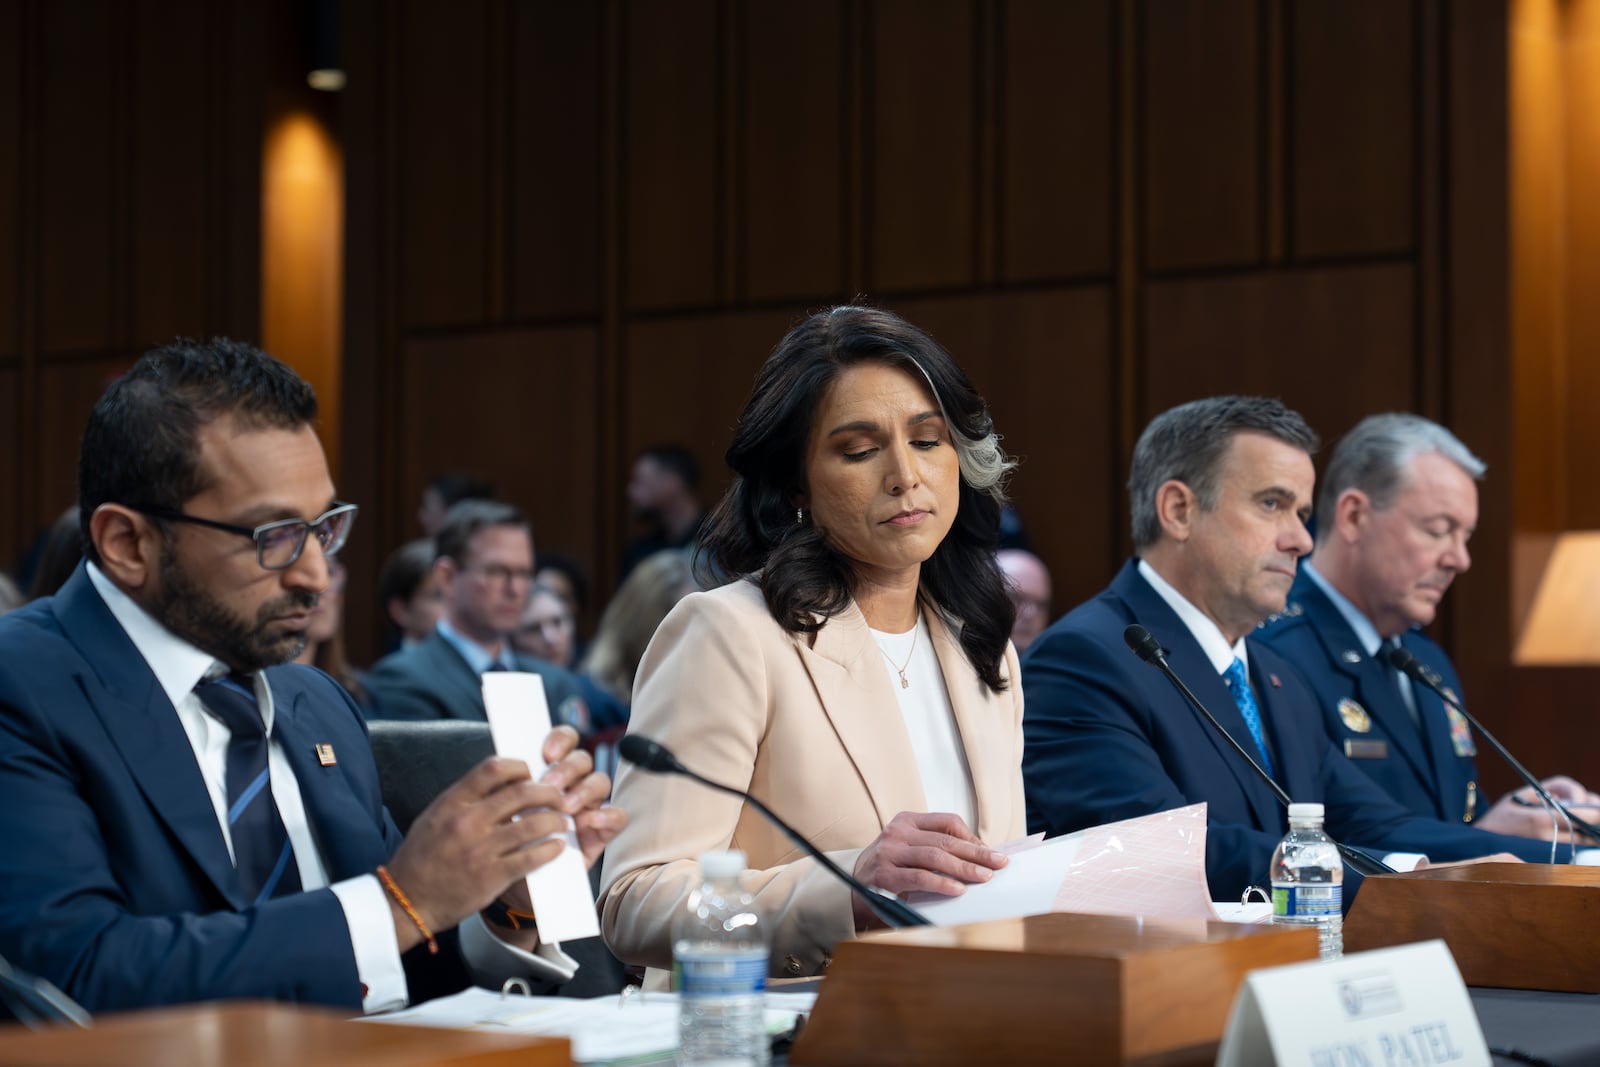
[0,1001,571,1067]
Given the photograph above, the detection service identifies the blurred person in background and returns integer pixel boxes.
[27,507,84,600]
[515,583,579,669]
[997,547,1052,655]
[378,537,446,652]
[580,549,698,712]
[416,470,495,537]
[619,445,705,581]
[294,556,372,714]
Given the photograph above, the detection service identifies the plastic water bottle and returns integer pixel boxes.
[1270,802,1344,960]
[673,850,770,1066]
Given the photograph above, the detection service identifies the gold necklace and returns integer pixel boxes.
[877,614,919,689]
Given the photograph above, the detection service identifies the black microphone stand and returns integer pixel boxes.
[1382,645,1600,847]
[1123,625,1396,878]
[619,736,931,927]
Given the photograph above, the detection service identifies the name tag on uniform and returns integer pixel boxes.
[1345,739,1389,759]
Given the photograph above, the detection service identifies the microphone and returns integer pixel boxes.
[617,734,932,928]
[0,954,92,1030]
[1122,624,1396,877]
[1380,644,1600,846]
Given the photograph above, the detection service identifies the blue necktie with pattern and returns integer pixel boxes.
[194,673,302,905]
[1222,657,1276,779]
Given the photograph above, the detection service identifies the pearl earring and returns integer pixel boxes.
[796,507,804,525]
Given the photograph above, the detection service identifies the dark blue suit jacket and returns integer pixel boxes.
[1257,572,1482,824]
[366,629,615,728]
[0,566,470,1012]
[1020,561,1560,903]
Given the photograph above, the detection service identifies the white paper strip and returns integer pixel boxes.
[482,671,601,943]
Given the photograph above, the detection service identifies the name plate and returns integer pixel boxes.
[1216,940,1488,1067]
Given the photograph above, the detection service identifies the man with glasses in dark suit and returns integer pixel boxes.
[367,500,592,729]
[0,339,625,1014]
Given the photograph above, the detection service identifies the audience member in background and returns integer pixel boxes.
[997,547,1052,655]
[378,537,446,652]
[515,583,579,669]
[581,549,697,712]
[619,445,705,581]
[27,506,83,599]
[0,338,622,1013]
[1256,413,1600,835]
[367,501,591,729]
[0,573,22,615]
[601,306,1024,980]
[416,470,495,537]
[294,556,372,713]
[534,552,591,622]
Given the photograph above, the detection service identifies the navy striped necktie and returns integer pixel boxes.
[194,673,302,905]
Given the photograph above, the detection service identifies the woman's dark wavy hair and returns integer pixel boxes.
[697,305,1018,693]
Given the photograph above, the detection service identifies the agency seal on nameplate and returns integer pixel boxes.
[1338,697,1372,733]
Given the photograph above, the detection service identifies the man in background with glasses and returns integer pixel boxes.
[0,339,626,1014]
[368,500,590,730]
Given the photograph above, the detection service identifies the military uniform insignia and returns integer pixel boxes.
[1464,781,1478,822]
[1337,697,1372,733]
[1446,702,1477,757]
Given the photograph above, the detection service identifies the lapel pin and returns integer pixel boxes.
[1269,673,1282,688]
[316,743,337,766]
[1341,649,1362,664]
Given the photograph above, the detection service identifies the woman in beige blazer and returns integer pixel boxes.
[600,306,1028,978]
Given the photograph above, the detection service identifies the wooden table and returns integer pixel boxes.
[0,1001,571,1067]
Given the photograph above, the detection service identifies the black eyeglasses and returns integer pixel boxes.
[130,502,359,571]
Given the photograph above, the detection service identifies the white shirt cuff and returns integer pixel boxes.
[1381,852,1429,873]
[332,875,410,1013]
[458,911,579,988]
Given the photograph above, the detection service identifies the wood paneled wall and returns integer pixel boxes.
[5,2,1579,793]
[341,0,1506,691]
[0,0,266,578]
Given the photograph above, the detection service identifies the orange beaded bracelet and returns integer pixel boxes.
[376,865,438,955]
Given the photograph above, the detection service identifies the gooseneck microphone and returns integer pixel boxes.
[1380,644,1600,846]
[1123,624,1396,878]
[617,734,931,928]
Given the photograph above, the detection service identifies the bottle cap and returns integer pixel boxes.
[697,849,747,879]
[1286,802,1325,820]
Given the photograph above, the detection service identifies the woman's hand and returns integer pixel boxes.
[850,811,1008,930]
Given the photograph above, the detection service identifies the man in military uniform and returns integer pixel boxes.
[1257,413,1598,835]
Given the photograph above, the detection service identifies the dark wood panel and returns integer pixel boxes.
[894,288,1117,608]
[507,0,602,320]
[1001,0,1113,282]
[0,3,18,358]
[1143,265,1415,452]
[1291,0,1415,259]
[1563,11,1600,530]
[0,368,16,567]
[624,0,719,310]
[37,360,129,520]
[1143,0,1261,271]
[743,0,846,302]
[38,0,119,354]
[400,326,601,577]
[396,0,490,327]
[869,0,976,292]
[131,0,210,345]
[622,309,802,513]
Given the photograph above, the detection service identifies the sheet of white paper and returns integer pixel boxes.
[908,834,1081,926]
[1211,901,1273,924]
[907,805,1219,926]
[371,987,809,1064]
[482,672,601,943]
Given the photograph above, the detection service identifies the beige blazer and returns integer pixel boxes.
[598,578,1026,978]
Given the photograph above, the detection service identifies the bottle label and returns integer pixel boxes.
[674,947,768,998]
[1272,884,1341,919]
